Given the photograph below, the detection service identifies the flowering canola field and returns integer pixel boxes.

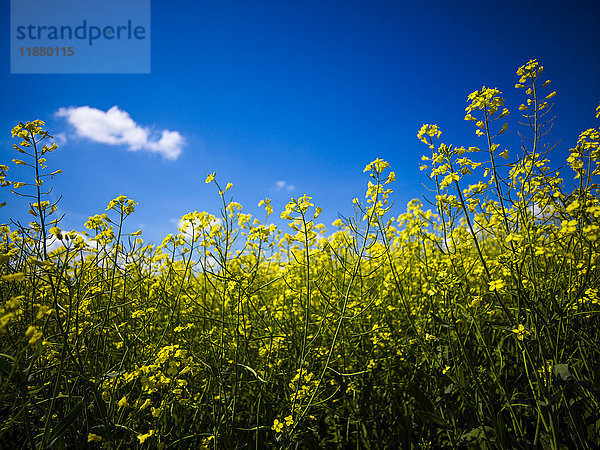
[1,60,600,448]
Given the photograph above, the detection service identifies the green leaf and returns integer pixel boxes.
[430,311,453,328]
[0,353,16,377]
[46,398,85,448]
[460,426,495,445]
[0,353,24,383]
[495,412,510,448]
[553,364,572,381]
[416,410,450,428]
[0,253,12,265]
[407,382,435,412]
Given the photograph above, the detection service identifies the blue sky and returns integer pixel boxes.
[2,0,600,244]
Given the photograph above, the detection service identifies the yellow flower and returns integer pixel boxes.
[200,435,215,449]
[49,227,63,239]
[284,415,294,426]
[205,172,216,183]
[417,124,442,148]
[36,305,53,319]
[117,396,129,408]
[137,430,155,444]
[465,87,503,115]
[258,198,274,215]
[560,219,578,234]
[469,297,481,308]
[512,324,529,341]
[87,433,102,443]
[105,195,137,216]
[363,158,390,174]
[488,279,505,292]
[272,418,284,433]
[139,398,151,411]
[2,272,25,282]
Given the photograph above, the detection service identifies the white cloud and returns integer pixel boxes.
[52,132,67,147]
[273,180,295,192]
[528,200,558,222]
[55,105,184,160]
[46,235,63,253]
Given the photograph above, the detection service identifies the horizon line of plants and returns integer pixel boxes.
[1,59,600,448]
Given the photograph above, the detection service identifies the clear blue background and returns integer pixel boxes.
[1,0,599,244]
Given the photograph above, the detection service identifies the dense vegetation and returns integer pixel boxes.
[1,59,599,448]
